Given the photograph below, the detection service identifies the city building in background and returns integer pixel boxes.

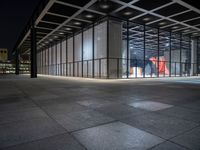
[13,0,200,78]
[0,48,8,62]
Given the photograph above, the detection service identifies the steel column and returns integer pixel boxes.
[107,18,110,79]
[15,49,19,75]
[157,28,160,77]
[126,21,129,78]
[169,31,172,77]
[30,23,37,78]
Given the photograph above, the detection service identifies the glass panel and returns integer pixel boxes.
[159,30,170,77]
[171,33,181,76]
[109,19,122,78]
[145,26,158,78]
[181,36,191,76]
[129,23,144,78]
[67,37,73,76]
[83,28,93,77]
[61,40,66,76]
[75,33,82,77]
[122,21,127,78]
[94,21,107,78]
[198,38,200,74]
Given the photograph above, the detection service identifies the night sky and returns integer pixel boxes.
[0,0,41,59]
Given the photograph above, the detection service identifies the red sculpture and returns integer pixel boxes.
[149,57,169,75]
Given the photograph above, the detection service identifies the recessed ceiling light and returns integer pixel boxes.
[143,17,151,21]
[74,22,81,25]
[124,11,132,16]
[172,26,178,29]
[65,27,72,31]
[184,29,190,32]
[159,22,166,25]
[85,14,94,18]
[59,32,64,35]
[99,4,110,9]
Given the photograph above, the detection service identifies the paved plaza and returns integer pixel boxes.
[0,75,200,150]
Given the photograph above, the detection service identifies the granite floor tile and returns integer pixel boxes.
[2,133,85,150]
[0,117,66,149]
[122,113,199,139]
[72,121,164,150]
[171,127,200,150]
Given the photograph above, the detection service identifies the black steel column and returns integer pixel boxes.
[197,38,199,75]
[157,28,160,78]
[169,31,172,77]
[41,48,43,74]
[189,36,191,76]
[81,29,84,77]
[126,21,129,78]
[143,25,146,78]
[180,33,182,76]
[30,23,37,78]
[107,18,110,79]
[66,35,68,76]
[15,49,19,75]
[55,42,57,75]
[92,24,95,78]
[60,40,62,76]
[51,43,53,75]
[73,33,75,76]
[48,46,50,75]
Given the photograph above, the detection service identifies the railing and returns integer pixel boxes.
[37,58,199,79]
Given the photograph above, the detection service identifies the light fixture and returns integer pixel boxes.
[45,41,49,44]
[85,14,94,18]
[49,39,53,41]
[74,22,81,25]
[59,32,64,35]
[65,27,72,31]
[193,33,198,35]
[184,29,190,32]
[172,26,178,29]
[99,4,110,9]
[54,35,58,38]
[124,11,132,16]
[159,22,166,25]
[143,17,151,21]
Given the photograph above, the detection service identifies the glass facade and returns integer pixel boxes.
[37,17,200,79]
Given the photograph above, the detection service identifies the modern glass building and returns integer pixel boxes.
[14,0,200,78]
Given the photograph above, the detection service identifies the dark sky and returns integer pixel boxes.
[0,0,41,59]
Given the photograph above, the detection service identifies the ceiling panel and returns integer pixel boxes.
[154,3,188,17]
[75,11,103,22]
[133,0,172,11]
[88,1,122,13]
[133,14,160,24]
[185,18,200,25]
[42,14,66,23]
[48,3,78,17]
[171,11,200,21]
[37,22,58,29]
[115,7,143,19]
[150,19,175,27]
[57,0,91,7]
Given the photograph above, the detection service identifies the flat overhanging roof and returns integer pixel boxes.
[14,0,200,55]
